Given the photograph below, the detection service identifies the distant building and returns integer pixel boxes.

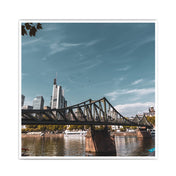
[22,105,33,110]
[128,117,134,121]
[50,96,52,107]
[111,125,120,131]
[21,94,25,107]
[33,96,44,109]
[21,125,26,129]
[64,100,67,107]
[149,107,155,116]
[44,106,51,110]
[136,114,143,118]
[144,107,155,117]
[51,78,67,109]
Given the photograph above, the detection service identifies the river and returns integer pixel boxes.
[21,135,155,157]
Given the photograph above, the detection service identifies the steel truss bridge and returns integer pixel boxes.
[22,97,152,128]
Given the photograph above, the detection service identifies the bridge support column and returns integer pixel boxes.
[85,126,116,155]
[136,127,151,138]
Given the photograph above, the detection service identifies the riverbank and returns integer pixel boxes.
[22,133,64,138]
[22,131,137,137]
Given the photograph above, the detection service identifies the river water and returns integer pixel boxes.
[21,135,155,157]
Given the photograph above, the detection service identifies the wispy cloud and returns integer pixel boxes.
[62,43,81,47]
[131,79,143,85]
[116,66,130,71]
[126,88,155,95]
[22,38,42,46]
[22,73,29,80]
[84,60,102,70]
[119,77,125,81]
[22,72,29,76]
[108,35,155,58]
[41,37,101,61]
[42,41,82,61]
[105,87,155,101]
[42,26,57,32]
[49,42,67,55]
[115,101,155,117]
[44,39,100,60]
[85,39,100,47]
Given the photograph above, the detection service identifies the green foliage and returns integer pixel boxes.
[120,127,126,132]
[68,125,85,131]
[84,125,91,129]
[95,125,104,130]
[22,125,67,132]
[26,125,38,128]
[21,129,27,133]
[131,126,137,130]
[146,116,155,126]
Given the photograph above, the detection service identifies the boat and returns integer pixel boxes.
[64,130,87,136]
[150,129,155,137]
[40,133,45,136]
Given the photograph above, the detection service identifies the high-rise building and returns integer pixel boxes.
[22,105,33,110]
[33,96,44,109]
[51,78,67,109]
[21,94,25,107]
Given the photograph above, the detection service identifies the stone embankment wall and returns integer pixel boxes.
[112,132,137,136]
[136,129,151,138]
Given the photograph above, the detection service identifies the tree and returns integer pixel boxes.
[146,116,155,126]
[22,23,42,36]
[68,125,85,131]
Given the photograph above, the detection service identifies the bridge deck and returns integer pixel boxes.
[22,119,151,127]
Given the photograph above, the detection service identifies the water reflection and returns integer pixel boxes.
[22,136,65,156]
[64,135,85,156]
[22,135,155,157]
[115,136,155,156]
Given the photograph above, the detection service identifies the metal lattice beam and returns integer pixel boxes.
[21,97,153,128]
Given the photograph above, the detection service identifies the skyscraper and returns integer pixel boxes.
[33,96,44,109]
[51,78,67,109]
[21,94,25,107]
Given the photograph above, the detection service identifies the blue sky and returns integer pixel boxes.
[22,22,155,117]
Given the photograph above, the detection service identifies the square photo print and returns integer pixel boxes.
[20,21,156,159]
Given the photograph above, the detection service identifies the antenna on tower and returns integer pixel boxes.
[56,72,57,81]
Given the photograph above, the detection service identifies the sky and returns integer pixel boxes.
[22,22,155,117]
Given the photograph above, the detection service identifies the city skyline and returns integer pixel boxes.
[22,22,155,117]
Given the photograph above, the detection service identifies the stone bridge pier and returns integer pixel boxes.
[136,127,151,138]
[85,126,116,155]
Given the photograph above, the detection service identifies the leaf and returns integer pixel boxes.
[22,25,27,36]
[25,23,31,30]
[29,26,37,36]
[37,23,42,30]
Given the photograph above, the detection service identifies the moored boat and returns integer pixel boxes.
[64,130,87,136]
[150,129,155,137]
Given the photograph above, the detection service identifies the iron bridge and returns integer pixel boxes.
[22,97,152,128]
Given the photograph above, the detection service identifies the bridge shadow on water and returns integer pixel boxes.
[86,152,116,156]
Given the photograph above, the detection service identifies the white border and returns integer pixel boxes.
[19,19,157,160]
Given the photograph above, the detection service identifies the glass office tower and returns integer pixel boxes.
[33,96,44,109]
[51,78,67,109]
